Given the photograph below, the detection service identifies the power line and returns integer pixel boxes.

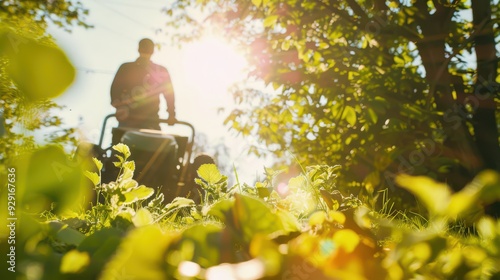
[91,0,157,31]
[95,23,137,41]
[76,67,115,75]
[104,0,164,10]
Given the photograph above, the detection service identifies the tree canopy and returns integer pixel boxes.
[0,0,89,161]
[163,0,500,207]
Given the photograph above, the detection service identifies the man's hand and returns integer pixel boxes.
[166,115,177,126]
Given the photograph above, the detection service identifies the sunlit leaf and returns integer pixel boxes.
[78,228,123,264]
[123,185,155,204]
[176,223,223,268]
[207,197,234,218]
[132,208,154,227]
[197,164,223,185]
[396,174,451,216]
[120,179,138,192]
[342,105,357,126]
[447,171,500,219]
[309,211,327,226]
[263,15,278,27]
[92,157,103,171]
[234,194,288,241]
[120,167,134,182]
[287,175,307,191]
[328,211,346,225]
[167,197,196,210]
[48,221,86,246]
[60,250,90,274]
[85,171,100,186]
[367,108,378,124]
[250,235,281,276]
[112,143,131,159]
[16,145,86,213]
[123,161,135,172]
[251,0,262,7]
[332,229,360,253]
[100,226,174,280]
[2,31,75,101]
[476,217,496,240]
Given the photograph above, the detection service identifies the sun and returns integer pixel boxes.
[181,35,248,96]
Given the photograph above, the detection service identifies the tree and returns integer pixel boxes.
[0,0,89,162]
[163,0,499,205]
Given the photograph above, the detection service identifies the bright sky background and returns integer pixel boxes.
[48,0,273,183]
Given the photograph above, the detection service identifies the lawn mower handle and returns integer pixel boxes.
[97,114,196,166]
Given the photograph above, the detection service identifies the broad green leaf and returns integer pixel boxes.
[17,146,86,213]
[92,157,103,171]
[60,250,90,274]
[114,155,124,165]
[112,212,134,229]
[120,167,134,182]
[100,226,174,280]
[332,229,360,253]
[447,170,500,219]
[207,198,235,219]
[178,223,224,268]
[133,208,154,227]
[167,197,196,210]
[58,227,87,246]
[476,217,496,240]
[123,185,155,204]
[342,105,357,126]
[363,171,380,194]
[447,191,481,219]
[275,208,301,232]
[197,164,223,185]
[388,1,398,8]
[85,171,100,186]
[309,211,327,226]
[263,15,278,27]
[328,211,346,225]
[123,161,135,172]
[48,221,86,246]
[120,179,138,192]
[234,194,287,241]
[78,228,123,263]
[251,0,262,7]
[367,108,378,124]
[250,235,281,276]
[475,171,500,203]
[396,174,451,216]
[287,175,307,191]
[3,31,75,101]
[112,143,131,159]
[281,40,291,51]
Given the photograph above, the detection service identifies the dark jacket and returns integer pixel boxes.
[110,57,175,129]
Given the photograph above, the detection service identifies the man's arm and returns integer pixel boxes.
[110,64,127,108]
[160,67,176,121]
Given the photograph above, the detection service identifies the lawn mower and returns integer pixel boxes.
[86,114,214,203]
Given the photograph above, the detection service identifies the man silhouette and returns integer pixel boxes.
[110,38,176,143]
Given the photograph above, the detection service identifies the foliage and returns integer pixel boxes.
[161,0,500,208]
[0,0,89,164]
[4,145,500,279]
[2,1,500,279]
[0,0,90,30]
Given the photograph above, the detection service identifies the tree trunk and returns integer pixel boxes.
[471,0,500,172]
[414,0,483,188]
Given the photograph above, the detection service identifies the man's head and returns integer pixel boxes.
[138,38,154,56]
